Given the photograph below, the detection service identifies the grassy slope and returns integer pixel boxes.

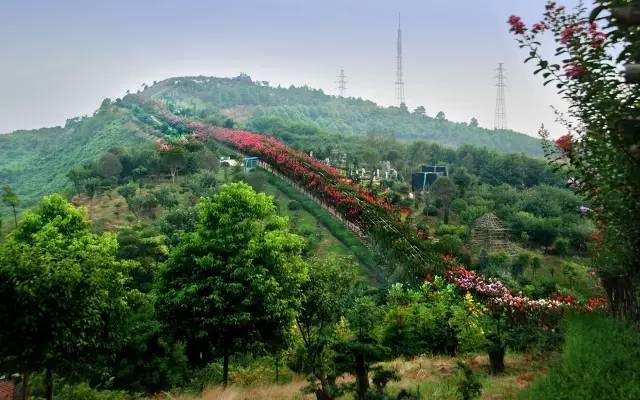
[519,313,640,400]
[0,105,152,213]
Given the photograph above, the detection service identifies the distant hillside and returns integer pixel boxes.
[1,74,544,215]
[138,74,544,156]
[0,103,153,211]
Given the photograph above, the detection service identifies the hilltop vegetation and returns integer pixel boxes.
[140,74,544,156]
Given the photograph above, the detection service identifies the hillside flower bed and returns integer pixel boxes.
[445,263,607,315]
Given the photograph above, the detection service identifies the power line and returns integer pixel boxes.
[494,62,507,130]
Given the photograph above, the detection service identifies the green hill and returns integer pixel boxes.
[138,74,543,156]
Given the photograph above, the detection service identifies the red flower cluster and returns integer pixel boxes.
[555,134,574,153]
[584,296,608,312]
[181,119,396,227]
[508,15,527,34]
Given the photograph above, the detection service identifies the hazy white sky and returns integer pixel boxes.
[0,0,584,137]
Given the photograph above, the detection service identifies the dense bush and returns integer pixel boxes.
[381,280,486,357]
[54,383,129,400]
[520,313,640,400]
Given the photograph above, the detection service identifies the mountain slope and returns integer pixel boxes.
[0,103,154,211]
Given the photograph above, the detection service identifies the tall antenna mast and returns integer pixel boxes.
[395,13,405,105]
[336,69,347,97]
[494,62,507,130]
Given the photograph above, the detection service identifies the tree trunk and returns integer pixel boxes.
[444,207,450,224]
[274,354,279,383]
[222,344,229,388]
[488,345,505,375]
[354,353,369,400]
[604,272,640,325]
[315,389,334,400]
[45,368,53,400]
[21,371,30,400]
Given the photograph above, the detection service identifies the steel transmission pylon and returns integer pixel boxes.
[336,69,347,97]
[494,62,507,130]
[395,13,405,105]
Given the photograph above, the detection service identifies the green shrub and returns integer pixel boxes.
[55,383,129,400]
[519,313,640,400]
[436,224,467,239]
[287,200,301,211]
[455,361,482,400]
[435,234,464,257]
[511,252,531,277]
[553,237,570,256]
[423,205,438,216]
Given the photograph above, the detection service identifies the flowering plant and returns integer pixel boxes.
[509,1,640,322]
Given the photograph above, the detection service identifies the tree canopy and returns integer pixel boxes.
[156,182,308,385]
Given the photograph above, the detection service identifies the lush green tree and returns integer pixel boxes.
[153,184,179,209]
[157,207,199,246]
[116,182,137,204]
[156,183,308,385]
[295,257,358,400]
[0,195,133,400]
[96,152,123,179]
[512,1,640,321]
[1,185,19,228]
[451,167,474,197]
[116,223,168,293]
[430,176,458,224]
[333,297,387,400]
[160,146,187,182]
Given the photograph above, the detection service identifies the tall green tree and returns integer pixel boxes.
[156,182,308,386]
[431,176,458,224]
[0,195,133,400]
[1,185,19,228]
[296,257,358,400]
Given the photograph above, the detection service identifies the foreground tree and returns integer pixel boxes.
[156,182,308,386]
[509,1,640,322]
[0,195,132,400]
[296,257,358,400]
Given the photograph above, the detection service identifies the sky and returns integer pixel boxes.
[0,0,584,137]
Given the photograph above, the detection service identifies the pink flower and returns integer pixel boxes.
[508,15,527,34]
[560,27,575,44]
[531,22,548,33]
[564,63,585,79]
